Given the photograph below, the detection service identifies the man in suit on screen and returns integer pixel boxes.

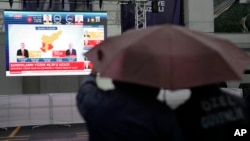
[66,42,77,57]
[17,42,29,58]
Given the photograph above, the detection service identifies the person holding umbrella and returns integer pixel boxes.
[78,24,250,141]
[76,67,184,141]
[175,83,250,141]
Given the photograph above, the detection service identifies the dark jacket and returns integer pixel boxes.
[17,49,29,58]
[66,49,77,56]
[76,75,184,141]
[175,84,250,141]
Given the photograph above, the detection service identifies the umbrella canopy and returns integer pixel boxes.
[85,24,250,90]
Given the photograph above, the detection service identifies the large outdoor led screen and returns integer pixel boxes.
[4,10,107,76]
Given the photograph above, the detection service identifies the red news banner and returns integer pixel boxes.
[10,62,84,73]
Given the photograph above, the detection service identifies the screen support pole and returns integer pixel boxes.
[135,0,147,29]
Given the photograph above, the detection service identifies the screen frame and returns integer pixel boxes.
[4,10,107,77]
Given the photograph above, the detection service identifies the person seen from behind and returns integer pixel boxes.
[175,83,250,141]
[76,67,184,141]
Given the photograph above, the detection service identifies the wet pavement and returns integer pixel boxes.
[0,123,88,141]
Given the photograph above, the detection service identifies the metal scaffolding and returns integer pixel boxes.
[0,9,4,32]
[118,0,147,29]
[135,1,147,29]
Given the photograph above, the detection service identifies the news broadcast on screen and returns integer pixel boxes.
[4,10,107,76]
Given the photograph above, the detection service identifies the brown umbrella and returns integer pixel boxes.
[85,24,250,90]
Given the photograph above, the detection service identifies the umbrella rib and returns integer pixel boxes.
[169,30,174,89]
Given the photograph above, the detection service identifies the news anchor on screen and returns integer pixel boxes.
[17,42,29,58]
[66,42,77,57]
